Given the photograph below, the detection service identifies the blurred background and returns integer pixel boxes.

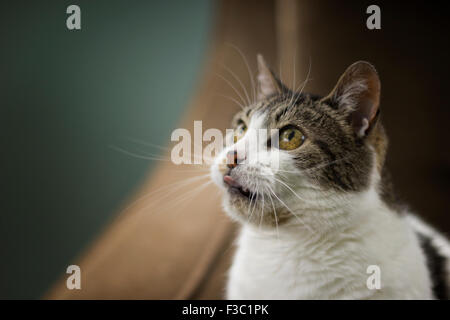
[0,0,213,299]
[1,0,449,299]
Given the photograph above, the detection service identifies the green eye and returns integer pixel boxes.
[234,122,247,142]
[278,126,305,150]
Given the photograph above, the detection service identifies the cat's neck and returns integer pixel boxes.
[229,187,426,300]
[243,185,397,245]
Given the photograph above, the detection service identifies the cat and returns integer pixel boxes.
[210,54,450,299]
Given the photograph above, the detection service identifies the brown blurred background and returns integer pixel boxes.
[2,0,449,299]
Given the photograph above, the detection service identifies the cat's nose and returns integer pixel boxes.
[226,150,245,169]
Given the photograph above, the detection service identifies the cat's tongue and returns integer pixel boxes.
[224,175,251,197]
[223,175,241,188]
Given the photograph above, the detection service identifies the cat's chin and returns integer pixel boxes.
[227,184,253,199]
[222,191,284,227]
[223,191,256,214]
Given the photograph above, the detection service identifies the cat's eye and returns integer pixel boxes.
[234,121,247,142]
[278,126,305,150]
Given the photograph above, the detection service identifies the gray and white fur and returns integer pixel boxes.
[210,55,450,299]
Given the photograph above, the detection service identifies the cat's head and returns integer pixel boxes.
[210,55,388,230]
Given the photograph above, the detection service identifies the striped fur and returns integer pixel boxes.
[210,57,450,299]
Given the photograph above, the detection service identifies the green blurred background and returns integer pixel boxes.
[0,0,213,299]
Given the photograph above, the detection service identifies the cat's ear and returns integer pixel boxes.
[324,61,380,138]
[256,54,288,101]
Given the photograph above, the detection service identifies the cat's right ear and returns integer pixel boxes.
[322,61,381,138]
[256,54,287,101]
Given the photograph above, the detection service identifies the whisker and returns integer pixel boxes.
[249,184,261,222]
[247,192,256,224]
[169,180,214,217]
[266,189,279,239]
[111,144,216,169]
[267,185,313,233]
[123,174,211,214]
[124,137,170,152]
[109,145,170,162]
[276,154,356,175]
[227,43,257,104]
[272,176,312,203]
[221,63,252,106]
[136,179,214,219]
[215,72,247,107]
[292,47,297,98]
[290,55,312,105]
[259,190,265,230]
[215,93,246,111]
[119,134,217,166]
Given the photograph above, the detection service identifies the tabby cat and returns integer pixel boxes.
[210,54,450,299]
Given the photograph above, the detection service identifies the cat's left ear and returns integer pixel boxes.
[323,61,380,138]
[256,54,289,101]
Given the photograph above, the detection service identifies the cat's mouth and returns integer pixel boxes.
[223,175,253,199]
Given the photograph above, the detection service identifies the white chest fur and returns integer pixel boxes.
[226,192,433,300]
